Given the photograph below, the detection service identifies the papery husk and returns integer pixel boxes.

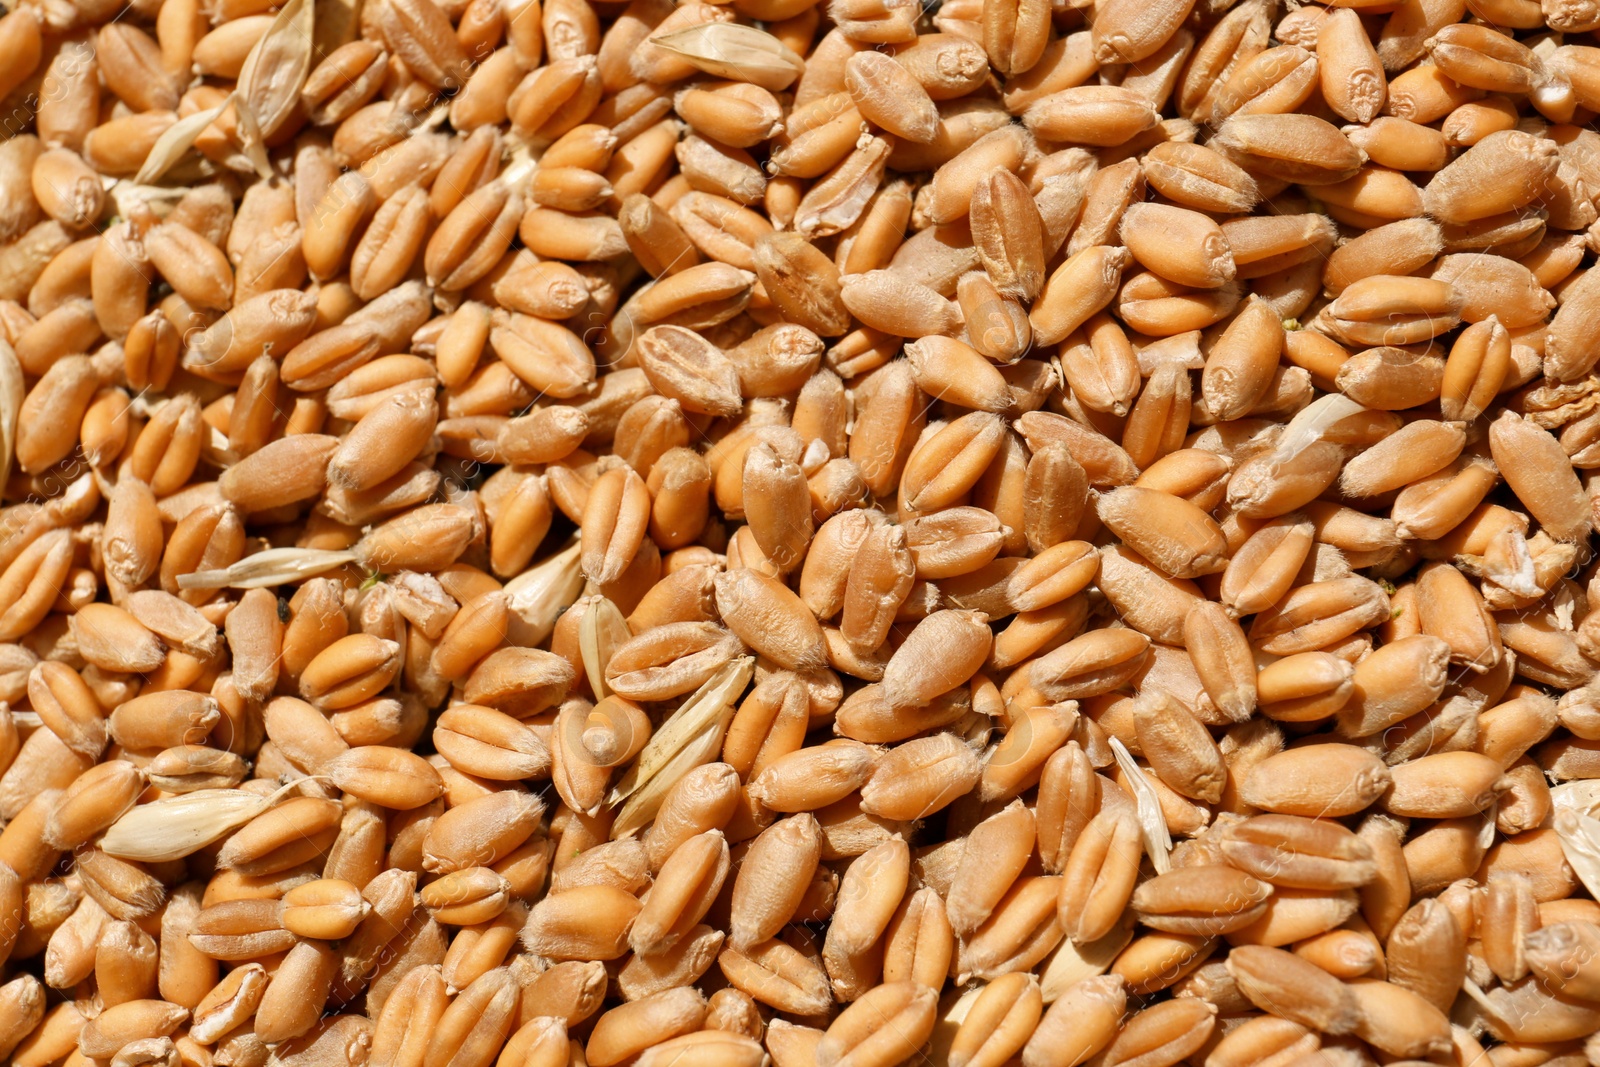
[607,656,753,839]
[505,541,584,647]
[1271,393,1367,464]
[1552,778,1600,817]
[177,548,358,589]
[236,0,315,141]
[611,715,732,839]
[927,985,986,1067]
[135,102,231,185]
[99,780,305,861]
[648,23,806,91]
[1109,736,1172,874]
[1554,806,1600,901]
[1037,911,1135,1002]
[0,341,21,491]
[231,95,274,179]
[578,595,631,701]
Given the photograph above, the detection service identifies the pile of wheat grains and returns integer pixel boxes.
[3,0,1600,1063]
